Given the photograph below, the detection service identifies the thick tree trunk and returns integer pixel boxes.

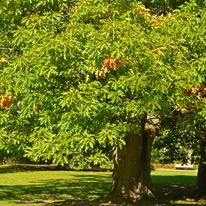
[196,139,206,197]
[109,117,157,204]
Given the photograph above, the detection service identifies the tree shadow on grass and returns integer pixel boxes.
[152,174,197,185]
[0,173,111,206]
[0,165,69,174]
[0,172,205,206]
[148,175,206,206]
[0,168,26,174]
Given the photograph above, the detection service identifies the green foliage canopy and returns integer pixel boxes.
[0,0,205,166]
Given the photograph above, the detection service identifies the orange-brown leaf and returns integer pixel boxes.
[0,95,12,109]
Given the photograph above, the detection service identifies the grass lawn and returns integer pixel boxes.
[0,168,111,206]
[0,167,205,205]
[151,170,205,205]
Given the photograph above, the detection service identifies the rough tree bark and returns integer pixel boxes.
[196,138,206,197]
[109,116,159,204]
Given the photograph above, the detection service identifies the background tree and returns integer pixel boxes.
[0,0,206,204]
[152,0,206,195]
[154,86,206,196]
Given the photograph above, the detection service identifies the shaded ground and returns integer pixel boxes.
[0,165,205,205]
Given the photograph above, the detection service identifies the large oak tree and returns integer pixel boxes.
[1,0,206,204]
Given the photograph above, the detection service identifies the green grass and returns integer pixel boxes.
[0,169,111,206]
[151,170,197,185]
[0,168,204,205]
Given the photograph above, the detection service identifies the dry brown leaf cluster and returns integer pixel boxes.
[35,103,42,112]
[174,85,206,115]
[150,13,172,29]
[98,57,120,79]
[138,7,150,15]
[150,16,161,27]
[0,95,13,109]
[186,85,206,97]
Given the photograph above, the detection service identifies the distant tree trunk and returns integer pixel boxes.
[109,116,158,204]
[187,148,193,165]
[196,139,206,197]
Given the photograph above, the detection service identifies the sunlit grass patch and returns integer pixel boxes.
[151,170,197,185]
[0,169,112,205]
